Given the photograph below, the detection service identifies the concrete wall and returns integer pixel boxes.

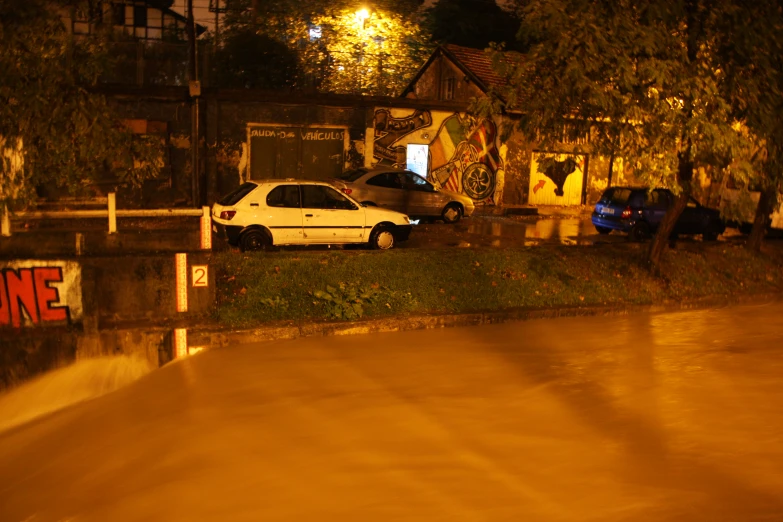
[0,253,214,390]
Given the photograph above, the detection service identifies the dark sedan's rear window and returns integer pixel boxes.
[339,168,369,182]
[219,182,256,205]
[599,188,632,205]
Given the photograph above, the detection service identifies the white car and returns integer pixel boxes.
[212,179,413,251]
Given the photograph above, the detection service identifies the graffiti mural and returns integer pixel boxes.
[528,153,587,206]
[0,260,82,328]
[372,109,504,204]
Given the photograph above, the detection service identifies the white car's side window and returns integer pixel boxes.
[267,185,301,208]
[302,185,357,210]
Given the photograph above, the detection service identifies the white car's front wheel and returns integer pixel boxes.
[370,227,395,250]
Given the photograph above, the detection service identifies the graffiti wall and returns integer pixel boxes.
[372,108,504,204]
[527,153,587,206]
[0,260,82,328]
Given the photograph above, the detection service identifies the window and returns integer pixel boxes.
[339,168,368,182]
[111,3,125,25]
[644,190,670,209]
[366,173,403,189]
[219,183,256,206]
[599,188,631,205]
[134,5,147,27]
[442,77,456,101]
[403,172,434,192]
[301,185,356,210]
[266,185,301,208]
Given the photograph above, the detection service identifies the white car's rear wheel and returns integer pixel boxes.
[240,229,270,251]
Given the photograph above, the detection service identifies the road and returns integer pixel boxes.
[1,302,783,521]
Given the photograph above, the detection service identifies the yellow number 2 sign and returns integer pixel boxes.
[191,265,209,287]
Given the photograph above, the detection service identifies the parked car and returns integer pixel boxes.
[329,167,475,224]
[591,187,726,241]
[212,179,412,251]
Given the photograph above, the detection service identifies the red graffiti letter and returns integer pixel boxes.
[5,268,39,327]
[0,274,9,326]
[34,267,67,322]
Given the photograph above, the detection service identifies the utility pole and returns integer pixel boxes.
[187,0,201,206]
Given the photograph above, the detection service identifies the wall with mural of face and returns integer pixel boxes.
[372,108,505,205]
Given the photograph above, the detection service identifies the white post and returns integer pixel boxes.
[364,127,375,167]
[108,192,117,234]
[200,206,212,250]
[1,205,10,237]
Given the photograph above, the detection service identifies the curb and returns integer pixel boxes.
[187,292,783,350]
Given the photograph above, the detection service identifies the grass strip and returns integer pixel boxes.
[213,242,783,328]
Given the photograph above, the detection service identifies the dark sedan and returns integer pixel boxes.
[592,187,726,241]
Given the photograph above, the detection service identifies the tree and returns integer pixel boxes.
[424,0,523,51]
[214,30,302,90]
[715,2,783,252]
[0,0,161,210]
[219,0,431,95]
[475,0,772,270]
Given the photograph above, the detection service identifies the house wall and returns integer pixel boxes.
[106,89,624,210]
[405,55,486,102]
[64,1,191,40]
[371,108,504,205]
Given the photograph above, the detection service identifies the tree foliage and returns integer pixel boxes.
[0,0,162,209]
[423,0,523,51]
[214,30,302,90]
[220,0,432,95]
[476,0,781,268]
[714,2,783,251]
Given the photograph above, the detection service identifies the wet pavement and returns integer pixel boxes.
[1,301,782,521]
[407,214,628,249]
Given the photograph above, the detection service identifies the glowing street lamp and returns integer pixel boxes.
[356,8,369,29]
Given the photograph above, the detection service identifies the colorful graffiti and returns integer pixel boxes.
[0,261,82,328]
[528,153,586,206]
[372,109,504,203]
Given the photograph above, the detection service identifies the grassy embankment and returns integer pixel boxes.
[213,242,783,328]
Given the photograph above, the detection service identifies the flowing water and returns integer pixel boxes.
[0,355,152,434]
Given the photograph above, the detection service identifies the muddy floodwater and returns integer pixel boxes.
[1,301,782,521]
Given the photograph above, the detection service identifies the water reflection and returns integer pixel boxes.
[466,216,597,246]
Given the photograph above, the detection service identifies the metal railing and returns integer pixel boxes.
[1,193,213,250]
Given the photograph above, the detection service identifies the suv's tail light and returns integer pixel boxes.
[341,188,353,195]
[621,206,632,219]
[220,210,236,220]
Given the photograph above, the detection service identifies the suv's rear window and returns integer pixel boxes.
[339,168,368,182]
[600,188,632,205]
[219,182,256,205]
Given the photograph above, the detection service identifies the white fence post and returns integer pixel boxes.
[200,206,212,250]
[1,205,10,237]
[108,192,117,234]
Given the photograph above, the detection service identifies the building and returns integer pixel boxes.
[65,0,205,40]
[399,44,617,207]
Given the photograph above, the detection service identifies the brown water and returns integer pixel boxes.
[1,302,782,521]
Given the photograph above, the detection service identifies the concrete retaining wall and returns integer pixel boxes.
[0,253,214,391]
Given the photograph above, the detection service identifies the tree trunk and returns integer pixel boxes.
[646,142,694,270]
[746,185,774,252]
[607,152,615,187]
[647,190,690,271]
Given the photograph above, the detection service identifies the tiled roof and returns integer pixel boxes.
[442,44,515,92]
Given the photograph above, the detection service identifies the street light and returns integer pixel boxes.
[356,8,369,29]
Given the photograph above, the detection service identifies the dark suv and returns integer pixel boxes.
[592,187,725,241]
